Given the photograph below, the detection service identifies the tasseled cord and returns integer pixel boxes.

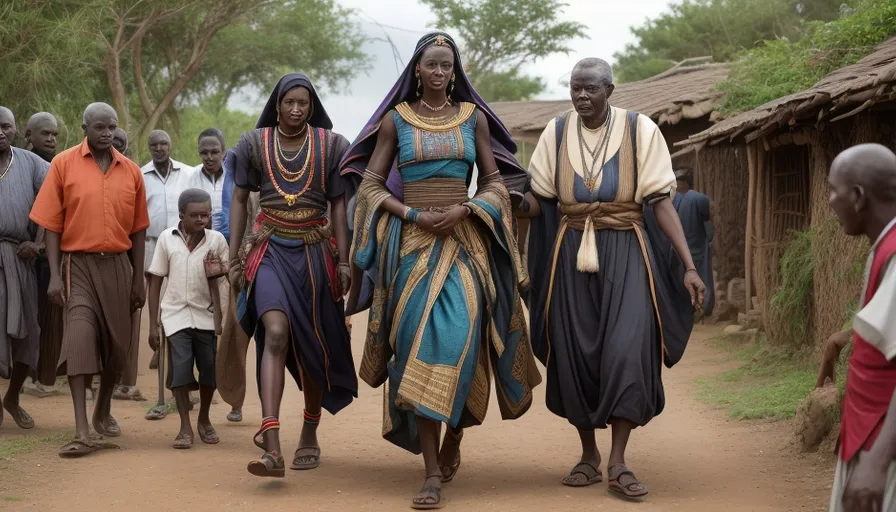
[576,215,600,273]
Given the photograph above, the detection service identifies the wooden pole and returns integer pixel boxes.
[745,142,757,312]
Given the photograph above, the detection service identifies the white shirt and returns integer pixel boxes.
[141,159,195,239]
[854,216,896,359]
[187,165,225,232]
[147,226,229,335]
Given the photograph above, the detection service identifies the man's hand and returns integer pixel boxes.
[131,276,146,312]
[148,322,161,352]
[16,241,41,263]
[842,455,889,512]
[47,275,65,306]
[684,269,706,310]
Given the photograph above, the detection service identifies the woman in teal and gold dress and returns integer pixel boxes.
[341,32,540,509]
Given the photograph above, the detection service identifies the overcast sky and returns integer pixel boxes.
[244,0,675,140]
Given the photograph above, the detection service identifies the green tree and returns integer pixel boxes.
[613,0,848,83]
[1,0,365,152]
[718,0,896,114]
[420,0,587,102]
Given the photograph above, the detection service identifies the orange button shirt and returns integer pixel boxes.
[30,139,150,253]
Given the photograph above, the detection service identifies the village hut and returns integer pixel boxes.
[678,36,896,345]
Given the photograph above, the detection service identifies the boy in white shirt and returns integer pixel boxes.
[147,189,228,449]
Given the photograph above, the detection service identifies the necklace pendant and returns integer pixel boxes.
[286,195,297,207]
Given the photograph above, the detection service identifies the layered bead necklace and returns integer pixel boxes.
[264,124,316,207]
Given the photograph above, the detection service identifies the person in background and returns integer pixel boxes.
[29,102,148,457]
[215,148,259,424]
[826,143,896,512]
[189,128,226,231]
[673,167,715,316]
[21,112,63,399]
[112,128,130,158]
[0,107,49,429]
[147,188,227,449]
[24,112,58,163]
[142,130,194,418]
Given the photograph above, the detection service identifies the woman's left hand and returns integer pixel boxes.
[684,269,706,311]
[433,205,470,236]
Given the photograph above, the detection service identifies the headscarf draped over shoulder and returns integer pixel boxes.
[257,73,333,130]
[338,31,528,199]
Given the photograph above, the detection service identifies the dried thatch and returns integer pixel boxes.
[491,63,729,135]
[683,36,896,147]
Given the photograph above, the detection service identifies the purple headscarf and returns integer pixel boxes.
[338,31,527,199]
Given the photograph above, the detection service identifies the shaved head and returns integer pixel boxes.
[829,143,896,237]
[26,112,57,132]
[0,107,16,126]
[82,102,118,152]
[148,129,171,145]
[25,112,58,161]
[82,102,118,126]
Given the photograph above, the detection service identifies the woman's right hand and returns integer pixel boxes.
[48,275,65,307]
[416,211,446,233]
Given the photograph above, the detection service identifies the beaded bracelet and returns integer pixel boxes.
[405,208,421,224]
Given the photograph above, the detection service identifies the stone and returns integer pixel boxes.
[727,278,747,314]
[710,300,738,323]
[723,324,744,335]
[793,382,840,452]
[738,312,763,330]
[751,296,761,311]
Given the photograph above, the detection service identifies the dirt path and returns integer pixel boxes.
[0,318,833,511]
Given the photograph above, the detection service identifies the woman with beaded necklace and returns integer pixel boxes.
[341,32,541,509]
[228,73,357,478]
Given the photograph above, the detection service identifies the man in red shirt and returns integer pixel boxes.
[30,102,149,457]
[827,143,896,512]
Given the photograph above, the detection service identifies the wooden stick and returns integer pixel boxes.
[745,142,756,310]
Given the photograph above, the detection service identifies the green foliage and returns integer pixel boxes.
[718,0,896,114]
[420,0,587,101]
[697,333,816,420]
[770,229,816,346]
[1,0,366,154]
[613,0,846,83]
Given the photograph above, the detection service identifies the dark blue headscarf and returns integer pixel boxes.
[338,31,527,198]
[257,73,332,130]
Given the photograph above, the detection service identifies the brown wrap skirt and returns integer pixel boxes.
[59,252,133,377]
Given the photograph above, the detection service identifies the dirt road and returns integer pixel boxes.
[1,318,833,511]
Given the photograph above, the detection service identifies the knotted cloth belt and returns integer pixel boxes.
[558,201,643,272]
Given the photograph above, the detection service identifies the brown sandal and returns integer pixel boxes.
[247,451,285,478]
[439,428,463,483]
[411,474,444,510]
[608,463,648,499]
[562,461,603,487]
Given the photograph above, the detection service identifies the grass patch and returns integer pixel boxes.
[0,432,71,459]
[4,496,23,502]
[697,333,817,420]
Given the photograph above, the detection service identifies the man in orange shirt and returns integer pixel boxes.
[30,102,149,457]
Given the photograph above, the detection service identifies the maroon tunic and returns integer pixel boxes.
[840,223,896,461]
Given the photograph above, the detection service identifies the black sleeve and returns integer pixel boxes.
[233,130,262,192]
[325,132,351,199]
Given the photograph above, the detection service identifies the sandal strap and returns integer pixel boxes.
[571,461,601,476]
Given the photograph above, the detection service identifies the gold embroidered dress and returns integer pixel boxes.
[351,103,540,453]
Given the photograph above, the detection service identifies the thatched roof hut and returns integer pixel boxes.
[491,63,730,168]
[678,36,896,345]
